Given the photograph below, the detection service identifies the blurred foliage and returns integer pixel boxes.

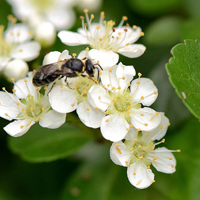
[0,0,200,199]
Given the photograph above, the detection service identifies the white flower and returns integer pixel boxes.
[0,74,66,137]
[110,113,178,189]
[76,0,102,11]
[0,20,41,72]
[88,65,161,142]
[7,0,76,30]
[43,50,105,128]
[58,10,146,68]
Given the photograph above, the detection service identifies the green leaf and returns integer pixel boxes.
[166,39,200,118]
[8,121,94,163]
[145,16,182,46]
[127,0,182,16]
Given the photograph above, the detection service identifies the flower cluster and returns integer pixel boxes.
[0,10,179,189]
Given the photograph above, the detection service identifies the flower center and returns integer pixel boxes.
[30,0,54,12]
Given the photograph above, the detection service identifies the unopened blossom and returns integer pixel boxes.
[58,10,146,68]
[88,65,161,142]
[7,0,76,30]
[44,50,105,128]
[0,74,66,137]
[0,17,40,75]
[110,113,179,189]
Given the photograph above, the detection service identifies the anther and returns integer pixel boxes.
[5,113,9,116]
[85,47,89,51]
[171,165,175,168]
[123,16,128,21]
[167,122,171,126]
[124,28,128,32]
[136,81,140,84]
[96,25,100,29]
[136,181,141,185]
[39,117,42,120]
[168,157,172,160]
[19,49,23,52]
[71,104,75,107]
[95,107,99,110]
[144,123,148,126]
[72,53,77,58]
[140,113,144,116]
[129,124,133,128]
[17,102,20,106]
[44,86,47,90]
[126,43,129,46]
[30,107,33,111]
[140,32,145,36]
[109,69,112,73]
[12,89,16,93]
[133,171,136,175]
[162,139,165,143]
[122,76,125,80]
[2,87,6,91]
[141,96,144,100]
[153,157,157,160]
[177,149,181,152]
[105,111,109,115]
[126,128,129,131]
[83,90,87,94]
[99,38,103,41]
[29,31,33,35]
[156,111,159,115]
[137,128,141,132]
[112,99,116,102]
[84,9,89,13]
[80,16,84,20]
[106,119,109,122]
[91,14,94,19]
[116,144,120,147]
[126,23,130,27]
[134,138,138,142]
[60,85,63,88]
[117,86,121,90]
[36,88,40,92]
[138,145,142,149]
[160,125,163,129]
[24,79,27,82]
[111,87,115,90]
[112,28,115,32]
[127,82,130,86]
[146,133,150,137]
[116,147,122,154]
[147,166,150,169]
[42,108,45,111]
[133,25,137,29]
[87,107,90,111]
[20,125,24,129]
[138,73,142,77]
[10,78,15,82]
[99,71,102,75]
[151,180,155,183]
[101,12,105,19]
[154,91,157,95]
[22,108,25,112]
[118,32,121,36]
[127,111,130,115]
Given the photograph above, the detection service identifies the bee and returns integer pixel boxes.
[32,58,102,87]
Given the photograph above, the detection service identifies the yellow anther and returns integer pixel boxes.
[12,89,16,92]
[17,102,20,106]
[87,107,90,111]
[106,119,109,122]
[83,90,87,94]
[134,138,138,142]
[125,161,130,167]
[19,49,23,52]
[129,124,133,128]
[75,84,79,87]
[91,14,94,19]
[140,113,144,116]
[44,86,47,90]
[85,47,89,51]
[171,165,175,168]
[102,85,105,88]
[29,31,33,35]
[116,36,119,40]
[36,88,40,92]
[160,125,163,129]
[137,128,141,132]
[39,117,42,120]
[154,91,157,95]
[105,111,109,115]
[116,147,122,154]
[17,32,20,37]
[133,171,136,175]
[30,107,33,110]
[138,145,142,149]
[117,86,121,90]
[156,111,159,115]
[150,116,155,121]
[112,99,116,102]
[60,85,63,88]
[136,181,141,185]
[101,11,105,19]
[136,81,140,84]
[97,61,100,64]
[116,144,120,147]
[167,122,171,126]
[99,38,103,41]
[10,78,15,81]
[3,46,8,49]
[5,113,8,116]
[126,43,129,46]
[127,82,130,86]
[146,133,150,136]
[96,25,100,29]
[109,69,112,73]
[95,107,99,110]
[126,23,130,27]
[84,9,89,13]
[162,139,165,143]
[72,53,77,58]
[42,108,45,111]
[138,72,142,77]
[58,59,62,62]
[2,87,5,91]
[177,149,181,152]
[22,108,25,112]
[144,123,148,126]
[71,103,75,107]
[168,157,172,160]
[80,16,84,20]
[20,125,24,129]
[126,128,129,131]
[147,166,150,169]
[99,71,102,75]
[24,79,27,82]
[140,156,144,159]
[127,111,130,115]
[123,16,128,21]
[133,25,137,29]
[153,157,157,160]
[112,87,115,90]
[140,32,145,36]
[151,180,155,183]
[141,96,144,100]
[118,32,121,36]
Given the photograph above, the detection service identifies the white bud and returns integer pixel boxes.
[3,59,29,81]
[35,21,56,48]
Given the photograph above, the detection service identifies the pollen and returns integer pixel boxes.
[147,166,150,169]
[117,86,121,90]
[177,149,181,152]
[136,81,140,84]
[12,89,16,93]
[39,99,42,102]
[136,180,141,185]
[112,87,115,90]
[137,128,141,132]
[24,79,27,82]
[168,157,172,160]
[95,107,99,110]
[167,122,171,126]
[153,157,157,160]
[126,128,129,131]
[86,107,90,111]
[123,16,128,21]
[83,90,87,94]
[133,25,137,29]
[129,124,133,128]
[116,144,120,147]
[138,145,142,149]
[72,53,77,58]
[126,43,129,46]
[116,147,122,154]
[138,72,142,77]
[160,125,163,129]
[17,102,20,106]
[22,108,25,112]
[19,49,23,52]
[99,38,103,41]
[101,11,105,19]
[91,14,94,19]
[106,119,109,122]
[154,91,157,95]
[141,96,144,100]
[60,85,63,88]
[109,69,112,73]
[133,171,136,175]
[134,138,138,142]
[112,99,116,102]
[20,125,24,129]
[140,113,144,116]
[162,139,165,143]
[144,123,148,126]
[146,133,150,137]
[140,32,145,36]
[156,111,159,115]
[96,25,100,29]
[171,164,175,168]
[84,9,89,13]
[71,103,75,107]
[151,180,155,183]
[118,32,121,36]
[85,47,89,51]
[5,113,8,116]
[122,76,125,80]
[39,117,42,120]
[150,116,155,121]
[10,78,15,81]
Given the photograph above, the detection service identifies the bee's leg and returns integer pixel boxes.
[81,74,97,83]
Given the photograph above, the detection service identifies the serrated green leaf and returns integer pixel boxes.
[145,16,182,46]
[166,39,200,118]
[8,122,94,163]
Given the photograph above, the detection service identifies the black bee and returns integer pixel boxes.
[32,58,102,87]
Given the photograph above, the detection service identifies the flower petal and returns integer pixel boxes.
[131,78,158,106]
[58,31,88,46]
[3,119,35,137]
[42,51,61,65]
[143,113,169,141]
[0,91,19,120]
[127,162,155,189]
[58,49,72,61]
[76,99,105,128]
[88,85,110,111]
[39,110,66,129]
[110,141,131,167]
[11,41,41,61]
[88,49,119,68]
[118,44,146,58]
[153,147,176,174]
[48,85,77,113]
[130,107,161,131]
[14,76,38,99]
[101,114,129,142]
